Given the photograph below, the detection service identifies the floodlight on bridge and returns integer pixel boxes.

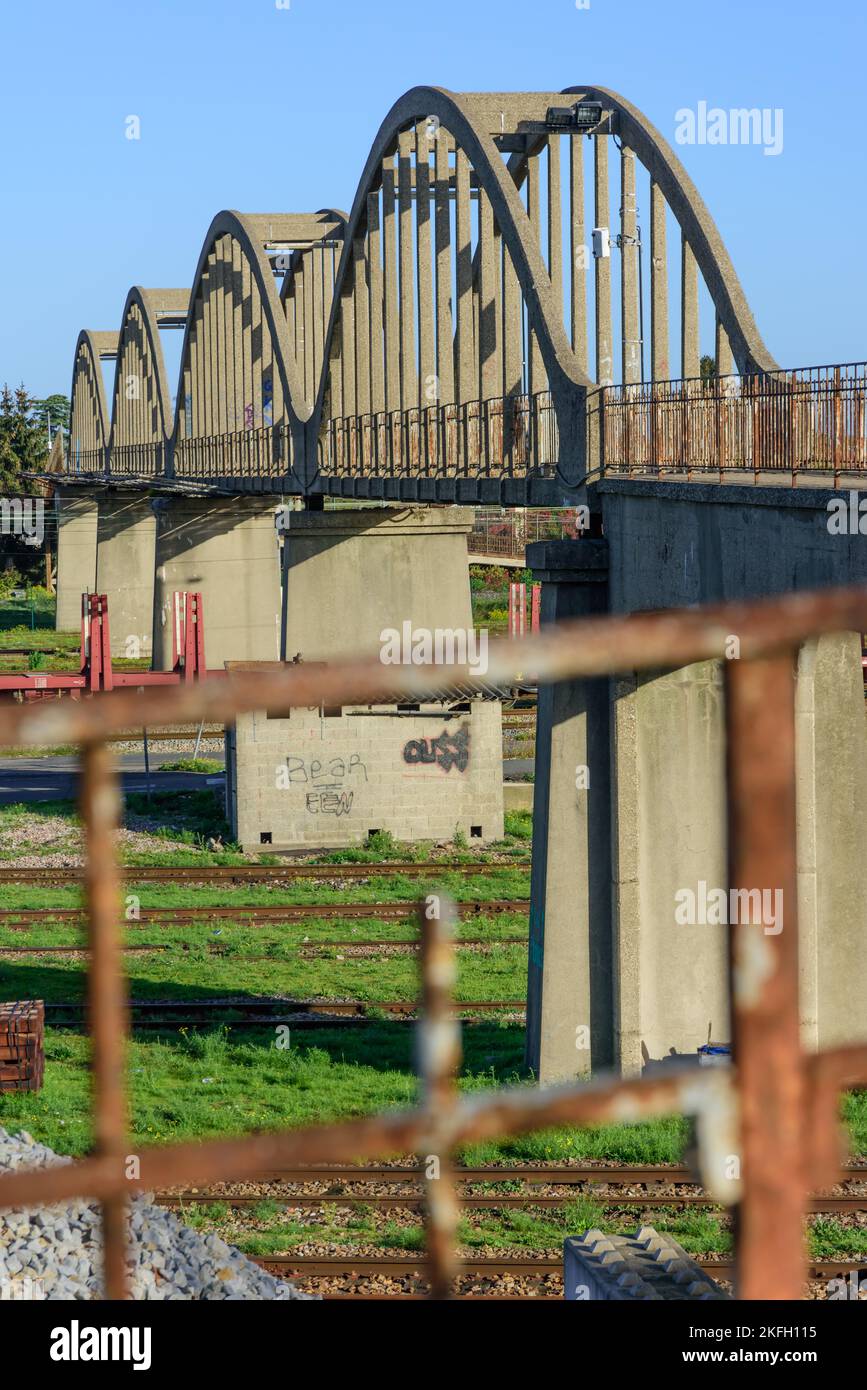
[545,101,605,132]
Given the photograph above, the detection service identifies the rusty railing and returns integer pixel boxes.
[1,586,867,1299]
[600,362,867,485]
[319,391,558,481]
[172,425,292,480]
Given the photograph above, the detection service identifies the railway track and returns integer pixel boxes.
[0,899,528,928]
[0,861,528,886]
[42,995,527,1025]
[154,1161,867,1295]
[153,1160,867,1206]
[159,1191,867,1213]
[0,937,527,956]
[252,1255,864,1283]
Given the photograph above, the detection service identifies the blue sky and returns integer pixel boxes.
[1,0,864,398]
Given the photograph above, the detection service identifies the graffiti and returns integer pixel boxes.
[305,790,353,817]
[403,725,470,773]
[277,752,367,816]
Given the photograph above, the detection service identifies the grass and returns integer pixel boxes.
[0,595,57,633]
[0,918,529,1005]
[157,759,224,775]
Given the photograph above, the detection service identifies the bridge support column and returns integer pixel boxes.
[609,659,728,1075]
[94,493,156,659]
[54,491,98,631]
[525,539,613,1085]
[795,632,867,1050]
[598,479,867,1066]
[279,506,474,660]
[152,496,283,669]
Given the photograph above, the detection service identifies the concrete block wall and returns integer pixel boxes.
[227,701,504,850]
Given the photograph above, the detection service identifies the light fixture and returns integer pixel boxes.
[545,101,605,132]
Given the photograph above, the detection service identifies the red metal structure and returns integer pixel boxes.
[0,592,217,702]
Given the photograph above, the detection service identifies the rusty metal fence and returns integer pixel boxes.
[173,426,293,480]
[600,362,867,484]
[1,586,867,1299]
[319,391,558,481]
[468,508,587,561]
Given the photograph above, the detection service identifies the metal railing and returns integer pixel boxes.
[319,391,559,480]
[172,425,293,480]
[1,585,867,1299]
[468,508,587,560]
[109,442,166,477]
[65,447,106,477]
[600,363,867,484]
[71,363,867,491]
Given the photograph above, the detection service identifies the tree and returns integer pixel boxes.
[32,393,71,439]
[0,384,53,589]
[700,354,716,382]
[0,383,50,487]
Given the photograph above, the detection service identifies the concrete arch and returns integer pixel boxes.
[311,86,597,493]
[69,330,117,475]
[564,85,778,376]
[109,288,189,473]
[170,211,313,484]
[277,209,348,404]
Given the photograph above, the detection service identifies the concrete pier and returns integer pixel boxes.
[152,496,283,669]
[525,539,612,1083]
[527,480,867,1081]
[94,493,156,659]
[54,492,98,631]
[280,505,474,660]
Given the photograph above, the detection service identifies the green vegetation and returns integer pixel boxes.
[157,758,224,775]
[470,563,533,633]
[0,592,57,635]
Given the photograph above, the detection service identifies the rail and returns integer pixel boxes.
[2,586,867,1298]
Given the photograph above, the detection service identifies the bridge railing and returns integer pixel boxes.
[173,425,293,480]
[318,391,559,480]
[600,362,867,485]
[65,447,107,477]
[109,442,166,477]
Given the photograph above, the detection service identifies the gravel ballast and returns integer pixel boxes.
[0,1129,316,1300]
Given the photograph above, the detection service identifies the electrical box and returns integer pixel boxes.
[592,227,611,259]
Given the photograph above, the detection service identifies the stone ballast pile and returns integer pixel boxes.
[0,1129,315,1300]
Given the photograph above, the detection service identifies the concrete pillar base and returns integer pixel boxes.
[280,506,473,661]
[54,491,98,631]
[95,494,156,659]
[525,539,613,1084]
[152,496,283,670]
